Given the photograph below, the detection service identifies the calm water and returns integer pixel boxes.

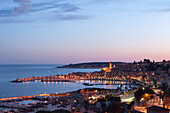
[0,65,129,98]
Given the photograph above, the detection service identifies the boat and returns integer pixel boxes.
[82,83,94,86]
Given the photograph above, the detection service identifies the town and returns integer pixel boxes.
[0,59,170,113]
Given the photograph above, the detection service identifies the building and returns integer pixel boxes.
[102,62,115,77]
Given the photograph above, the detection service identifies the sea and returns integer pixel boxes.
[0,64,131,98]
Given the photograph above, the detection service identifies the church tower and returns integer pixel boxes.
[109,62,112,69]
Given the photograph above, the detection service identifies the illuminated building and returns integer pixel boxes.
[102,62,115,77]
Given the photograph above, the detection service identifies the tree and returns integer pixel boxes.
[127,101,134,112]
[160,82,168,91]
[163,59,166,63]
[101,102,107,112]
[153,79,157,87]
[105,95,112,101]
[84,100,89,112]
[108,102,121,113]
[165,87,170,97]
[163,87,170,108]
[134,88,155,106]
[108,97,121,103]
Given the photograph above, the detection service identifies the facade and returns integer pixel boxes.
[102,62,115,77]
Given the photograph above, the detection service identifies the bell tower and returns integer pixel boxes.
[109,62,112,69]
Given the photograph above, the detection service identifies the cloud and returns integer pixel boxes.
[14,0,30,4]
[13,4,31,16]
[95,0,120,2]
[151,8,170,12]
[55,14,91,20]
[0,0,90,23]
[13,0,31,16]
[0,9,13,17]
[0,1,81,17]
[0,19,33,24]
[59,3,80,12]
[0,14,90,24]
[31,3,80,13]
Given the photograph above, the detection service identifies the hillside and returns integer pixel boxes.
[57,62,125,68]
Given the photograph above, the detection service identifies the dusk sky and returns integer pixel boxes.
[0,0,170,64]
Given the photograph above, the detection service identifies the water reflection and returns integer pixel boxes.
[0,65,134,98]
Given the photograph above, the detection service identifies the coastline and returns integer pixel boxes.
[0,65,101,98]
[57,67,101,69]
[0,87,130,100]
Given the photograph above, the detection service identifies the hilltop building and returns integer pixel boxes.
[102,62,115,77]
[102,62,115,72]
